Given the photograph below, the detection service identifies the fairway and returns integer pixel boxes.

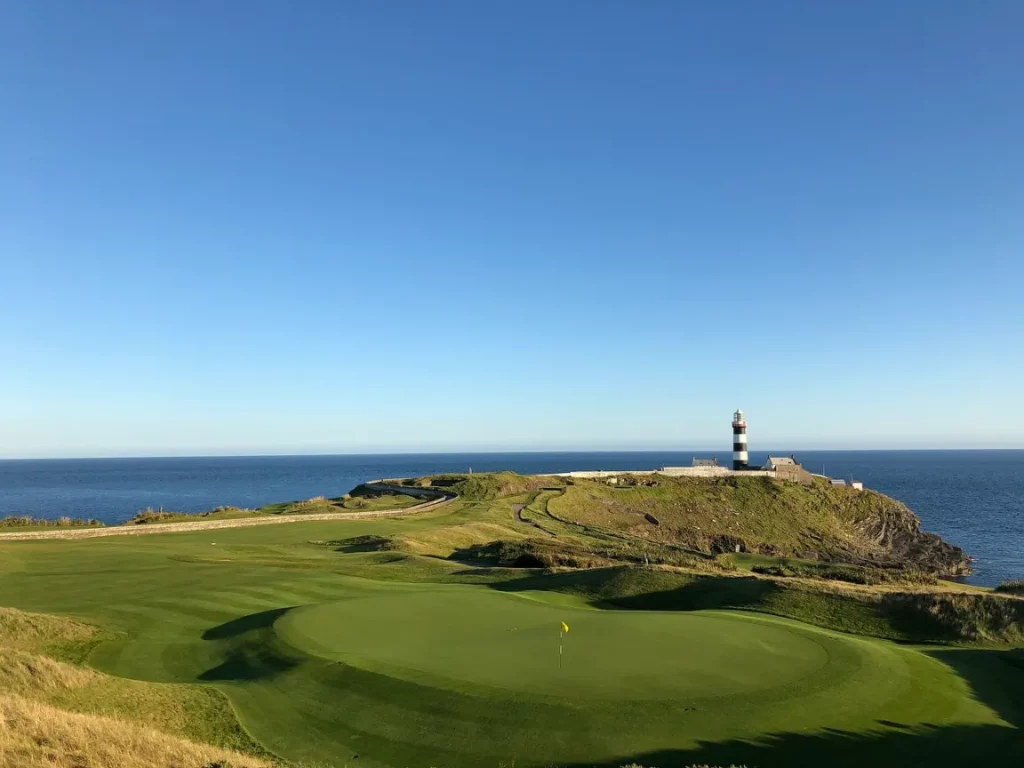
[0,508,1021,768]
[278,590,830,699]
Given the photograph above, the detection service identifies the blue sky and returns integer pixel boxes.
[1,1,1022,458]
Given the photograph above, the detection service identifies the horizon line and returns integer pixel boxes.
[2,446,1023,462]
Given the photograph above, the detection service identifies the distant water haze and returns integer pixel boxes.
[1,450,1021,587]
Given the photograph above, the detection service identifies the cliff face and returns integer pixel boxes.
[844,497,972,576]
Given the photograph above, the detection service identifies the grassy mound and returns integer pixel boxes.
[487,566,1024,645]
[548,475,969,574]
[0,606,99,660]
[0,694,269,768]
[406,471,563,500]
[0,607,267,759]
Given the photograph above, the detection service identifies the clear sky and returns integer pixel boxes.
[1,2,1022,458]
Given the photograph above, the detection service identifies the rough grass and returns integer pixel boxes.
[1,515,103,529]
[126,492,421,525]
[409,471,565,500]
[0,607,98,660]
[394,521,530,558]
[0,694,270,768]
[0,607,267,757]
[127,506,263,525]
[548,475,968,574]
[995,579,1024,594]
[751,561,937,586]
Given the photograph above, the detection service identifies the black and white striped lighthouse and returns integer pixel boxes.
[732,409,748,470]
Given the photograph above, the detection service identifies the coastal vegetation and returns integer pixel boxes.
[996,580,1024,594]
[0,471,1021,767]
[1,515,103,529]
[126,488,423,525]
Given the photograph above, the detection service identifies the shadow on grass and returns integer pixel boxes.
[490,568,782,611]
[604,575,780,611]
[202,607,292,640]
[569,722,1024,768]
[199,607,303,682]
[567,648,1024,768]
[927,648,1024,727]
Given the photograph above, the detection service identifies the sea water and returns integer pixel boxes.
[0,450,1020,586]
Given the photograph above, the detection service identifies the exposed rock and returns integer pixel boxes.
[847,496,971,576]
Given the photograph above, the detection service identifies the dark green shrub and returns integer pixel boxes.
[994,580,1024,594]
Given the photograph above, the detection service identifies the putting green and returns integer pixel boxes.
[277,589,829,699]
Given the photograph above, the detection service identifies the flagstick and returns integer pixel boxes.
[559,626,563,669]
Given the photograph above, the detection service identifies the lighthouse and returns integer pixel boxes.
[732,409,748,470]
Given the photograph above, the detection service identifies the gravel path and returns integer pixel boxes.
[512,502,554,536]
[0,495,454,541]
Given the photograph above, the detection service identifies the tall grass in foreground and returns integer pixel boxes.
[0,694,270,768]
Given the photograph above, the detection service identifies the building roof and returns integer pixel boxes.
[830,479,847,487]
[766,456,797,466]
[692,457,719,467]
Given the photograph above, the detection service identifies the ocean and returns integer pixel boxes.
[0,450,1020,586]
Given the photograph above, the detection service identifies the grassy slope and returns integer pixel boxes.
[0,696,269,768]
[0,495,1021,768]
[0,606,268,761]
[549,475,959,568]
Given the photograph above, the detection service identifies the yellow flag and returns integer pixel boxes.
[561,621,569,634]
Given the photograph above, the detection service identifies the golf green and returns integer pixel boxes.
[278,590,829,699]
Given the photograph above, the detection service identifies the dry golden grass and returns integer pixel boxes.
[0,607,267,757]
[0,607,96,653]
[0,648,101,694]
[394,521,528,557]
[292,495,328,508]
[0,694,271,768]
